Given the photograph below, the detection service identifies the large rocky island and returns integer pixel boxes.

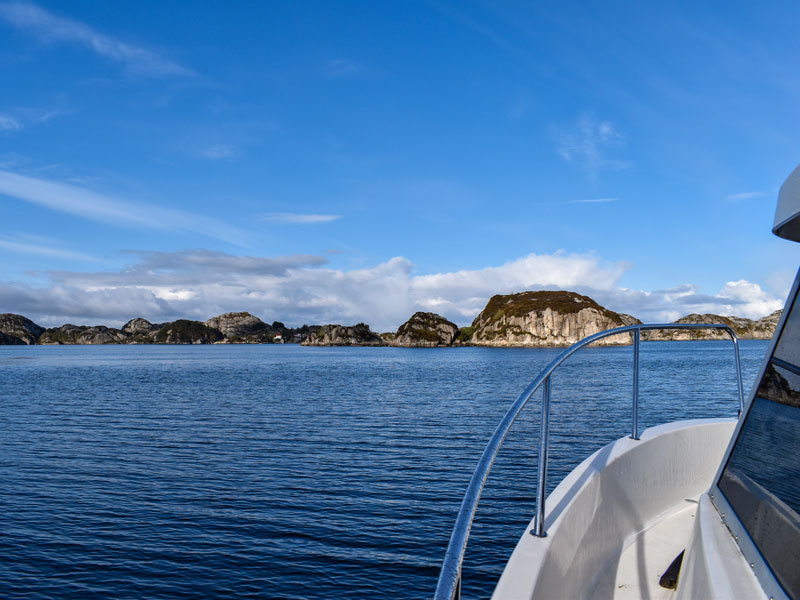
[0,290,782,347]
[468,291,640,347]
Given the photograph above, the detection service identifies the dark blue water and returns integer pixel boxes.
[0,341,768,599]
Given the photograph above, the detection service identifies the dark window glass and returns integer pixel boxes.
[719,285,800,599]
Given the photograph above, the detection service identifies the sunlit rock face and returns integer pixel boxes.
[205,312,274,343]
[301,323,385,346]
[643,311,781,341]
[391,312,459,347]
[122,318,156,335]
[469,291,640,347]
[0,313,45,345]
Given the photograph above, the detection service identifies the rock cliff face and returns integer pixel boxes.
[644,311,781,341]
[470,291,641,347]
[39,324,128,345]
[0,331,25,345]
[391,312,459,347]
[205,312,273,343]
[153,320,224,344]
[121,318,161,343]
[301,323,385,346]
[123,318,158,335]
[0,313,45,344]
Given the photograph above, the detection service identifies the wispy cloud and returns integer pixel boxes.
[0,233,99,262]
[325,58,363,78]
[0,114,22,130]
[263,212,342,224]
[15,104,71,124]
[726,191,768,202]
[0,1,194,77]
[0,169,246,244]
[568,197,618,204]
[555,115,630,177]
[0,104,70,132]
[202,144,238,160]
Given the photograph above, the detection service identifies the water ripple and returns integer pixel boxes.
[0,342,767,599]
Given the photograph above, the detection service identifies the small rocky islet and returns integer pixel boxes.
[0,290,782,347]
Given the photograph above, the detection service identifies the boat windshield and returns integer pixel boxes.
[718,273,800,599]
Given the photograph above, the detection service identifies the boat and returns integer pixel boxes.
[435,164,800,600]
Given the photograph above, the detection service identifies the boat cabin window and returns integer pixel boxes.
[718,280,800,599]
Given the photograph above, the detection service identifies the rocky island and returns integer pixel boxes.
[468,290,640,347]
[643,311,781,341]
[0,313,45,345]
[0,291,783,347]
[301,323,384,346]
[0,311,314,346]
[390,312,459,347]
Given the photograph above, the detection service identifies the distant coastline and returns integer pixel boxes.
[0,290,782,348]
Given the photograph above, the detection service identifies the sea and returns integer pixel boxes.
[0,340,768,599]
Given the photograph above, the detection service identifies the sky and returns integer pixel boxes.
[0,0,799,330]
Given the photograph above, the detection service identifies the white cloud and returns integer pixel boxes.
[0,1,193,77]
[0,169,246,244]
[263,213,341,224]
[588,280,783,323]
[0,114,22,130]
[555,115,630,177]
[410,252,627,319]
[716,280,783,318]
[726,191,768,202]
[0,249,783,330]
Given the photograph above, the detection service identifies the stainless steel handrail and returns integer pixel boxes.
[434,323,744,600]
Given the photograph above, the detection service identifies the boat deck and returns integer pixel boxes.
[590,499,698,600]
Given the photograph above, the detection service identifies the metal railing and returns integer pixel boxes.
[434,323,744,600]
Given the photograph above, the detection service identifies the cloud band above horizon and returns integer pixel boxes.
[0,248,785,330]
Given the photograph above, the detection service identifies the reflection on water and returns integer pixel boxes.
[0,341,766,599]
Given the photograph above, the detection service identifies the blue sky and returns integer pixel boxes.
[0,0,798,329]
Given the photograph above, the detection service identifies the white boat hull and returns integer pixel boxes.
[492,418,763,599]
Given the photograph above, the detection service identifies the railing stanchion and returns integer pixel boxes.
[532,376,551,537]
[631,328,641,440]
[731,334,744,416]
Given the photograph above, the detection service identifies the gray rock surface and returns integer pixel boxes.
[153,320,224,344]
[644,311,781,341]
[121,318,161,343]
[301,323,385,346]
[0,313,45,344]
[122,318,157,335]
[391,312,459,347]
[0,330,25,345]
[470,290,641,347]
[39,324,127,345]
[205,312,273,342]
